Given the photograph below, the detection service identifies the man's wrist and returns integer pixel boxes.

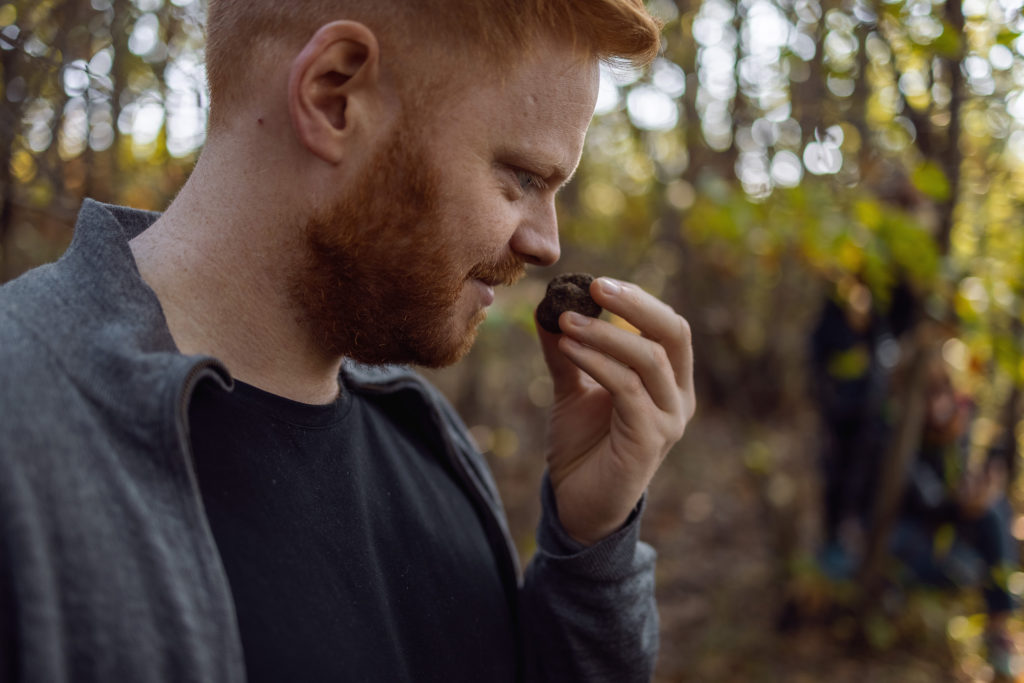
[536,473,648,580]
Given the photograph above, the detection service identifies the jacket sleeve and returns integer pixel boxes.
[519,474,658,682]
[0,519,13,683]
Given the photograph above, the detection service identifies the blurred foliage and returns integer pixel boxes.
[3,0,1024,680]
[0,0,206,274]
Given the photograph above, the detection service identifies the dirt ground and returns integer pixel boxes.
[643,410,1023,683]
[487,404,1024,682]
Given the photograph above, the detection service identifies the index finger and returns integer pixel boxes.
[589,277,693,390]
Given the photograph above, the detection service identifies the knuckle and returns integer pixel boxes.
[665,417,687,444]
[647,343,670,373]
[659,406,689,443]
[622,372,645,397]
[675,315,692,341]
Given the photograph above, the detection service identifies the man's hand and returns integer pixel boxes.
[537,277,695,546]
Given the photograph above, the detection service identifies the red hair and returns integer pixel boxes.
[205,0,662,126]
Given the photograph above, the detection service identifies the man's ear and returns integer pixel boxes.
[288,21,386,165]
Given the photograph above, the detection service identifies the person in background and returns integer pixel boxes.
[895,356,1018,678]
[810,276,912,577]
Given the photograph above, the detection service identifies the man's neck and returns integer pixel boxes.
[129,147,344,405]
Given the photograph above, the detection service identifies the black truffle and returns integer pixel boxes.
[536,273,602,334]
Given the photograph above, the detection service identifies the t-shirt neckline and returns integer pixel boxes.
[226,378,353,429]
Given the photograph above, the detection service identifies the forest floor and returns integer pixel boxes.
[483,404,1024,683]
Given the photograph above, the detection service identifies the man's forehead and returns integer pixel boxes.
[435,40,598,113]
[412,43,598,177]
[502,59,597,160]
[457,53,597,135]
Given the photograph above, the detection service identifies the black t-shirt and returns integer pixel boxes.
[189,378,517,683]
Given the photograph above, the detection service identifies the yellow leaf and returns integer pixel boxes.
[608,313,640,335]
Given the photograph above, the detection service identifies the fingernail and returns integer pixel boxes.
[566,311,591,327]
[598,277,621,295]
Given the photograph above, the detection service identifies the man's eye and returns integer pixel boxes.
[515,169,547,192]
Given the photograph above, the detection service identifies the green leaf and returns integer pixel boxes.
[911,161,951,201]
[931,21,964,59]
[996,30,1021,47]
[881,2,904,20]
[854,198,884,230]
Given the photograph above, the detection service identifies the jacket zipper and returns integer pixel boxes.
[172,358,246,681]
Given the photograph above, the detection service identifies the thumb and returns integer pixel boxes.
[535,310,582,393]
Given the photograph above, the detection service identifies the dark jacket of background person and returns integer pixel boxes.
[810,292,892,545]
[903,385,975,522]
[809,281,916,548]
[894,361,1017,615]
[0,200,658,682]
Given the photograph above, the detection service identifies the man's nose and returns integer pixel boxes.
[509,201,560,267]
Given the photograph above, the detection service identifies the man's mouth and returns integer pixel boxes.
[467,255,527,289]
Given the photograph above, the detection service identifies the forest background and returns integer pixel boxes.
[2,0,1024,680]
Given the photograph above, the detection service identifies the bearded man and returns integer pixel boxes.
[0,1,695,681]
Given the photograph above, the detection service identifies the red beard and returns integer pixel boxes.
[289,119,525,367]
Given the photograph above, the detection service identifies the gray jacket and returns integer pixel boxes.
[0,200,658,682]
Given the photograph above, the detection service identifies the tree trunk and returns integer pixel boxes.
[935,0,964,255]
[857,336,937,598]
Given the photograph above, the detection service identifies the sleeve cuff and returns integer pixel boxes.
[535,472,649,581]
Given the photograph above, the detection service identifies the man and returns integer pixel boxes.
[0,1,695,681]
